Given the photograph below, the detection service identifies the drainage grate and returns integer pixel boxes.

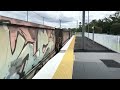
[100,59,120,68]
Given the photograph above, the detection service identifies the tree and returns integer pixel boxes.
[111,23,120,35]
[85,11,120,35]
[94,26,102,33]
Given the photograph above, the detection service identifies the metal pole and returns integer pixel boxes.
[76,20,78,28]
[43,17,44,25]
[92,26,94,41]
[60,19,61,28]
[88,11,89,37]
[27,11,28,22]
[82,11,85,50]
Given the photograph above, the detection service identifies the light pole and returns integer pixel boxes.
[88,11,89,37]
[43,17,45,25]
[79,22,81,30]
[76,20,78,28]
[59,19,61,29]
[92,26,95,41]
[82,11,85,50]
[27,11,28,22]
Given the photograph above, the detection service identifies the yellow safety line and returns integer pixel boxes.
[52,36,76,79]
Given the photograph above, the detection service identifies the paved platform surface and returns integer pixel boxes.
[74,36,115,52]
[73,36,120,79]
[33,35,120,79]
[73,52,120,79]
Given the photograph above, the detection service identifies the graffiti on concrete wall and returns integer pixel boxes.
[0,25,55,79]
[9,26,38,55]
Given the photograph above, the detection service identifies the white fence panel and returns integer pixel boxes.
[85,32,120,53]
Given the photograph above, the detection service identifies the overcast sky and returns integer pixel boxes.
[0,11,116,28]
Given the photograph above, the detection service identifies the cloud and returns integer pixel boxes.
[32,11,75,23]
[0,11,27,21]
[0,11,117,28]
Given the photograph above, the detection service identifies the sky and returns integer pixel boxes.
[0,11,116,28]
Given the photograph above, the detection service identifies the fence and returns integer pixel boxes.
[85,32,120,53]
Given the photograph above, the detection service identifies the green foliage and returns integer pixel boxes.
[70,11,120,35]
[69,27,82,33]
[111,23,120,35]
[94,26,102,33]
[85,11,120,35]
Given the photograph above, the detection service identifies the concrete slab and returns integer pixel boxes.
[74,36,115,52]
[73,35,120,79]
[73,52,120,79]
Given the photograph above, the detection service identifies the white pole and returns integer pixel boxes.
[88,11,89,37]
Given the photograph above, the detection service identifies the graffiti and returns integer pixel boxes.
[0,24,56,79]
[0,23,69,79]
[8,26,38,55]
[6,54,29,79]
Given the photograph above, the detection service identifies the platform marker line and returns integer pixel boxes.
[32,36,75,79]
[52,36,75,79]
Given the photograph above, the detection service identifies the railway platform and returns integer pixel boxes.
[33,35,120,79]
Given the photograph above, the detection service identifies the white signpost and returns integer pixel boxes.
[92,26,95,41]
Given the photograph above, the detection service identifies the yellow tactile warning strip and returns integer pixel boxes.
[52,36,75,79]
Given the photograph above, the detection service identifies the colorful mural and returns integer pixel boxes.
[0,25,55,79]
[0,15,70,79]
